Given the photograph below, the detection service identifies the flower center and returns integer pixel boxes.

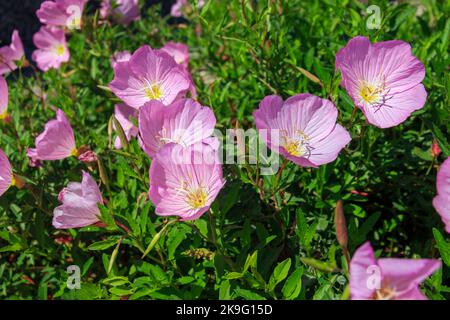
[144,84,162,100]
[0,111,9,120]
[282,130,311,158]
[374,286,397,300]
[359,81,384,104]
[70,148,79,157]
[185,187,208,209]
[53,45,66,56]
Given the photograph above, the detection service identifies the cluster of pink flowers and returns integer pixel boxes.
[0,2,447,300]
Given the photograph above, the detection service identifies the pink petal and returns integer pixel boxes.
[0,76,8,114]
[0,149,12,197]
[349,242,378,300]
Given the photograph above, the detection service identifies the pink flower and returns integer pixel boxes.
[27,109,77,161]
[161,42,189,69]
[139,99,216,157]
[0,76,9,121]
[433,158,450,233]
[253,94,351,167]
[110,50,131,68]
[53,171,103,229]
[0,30,25,75]
[109,45,191,109]
[0,149,13,197]
[114,103,138,149]
[171,0,205,17]
[37,0,88,30]
[336,36,427,128]
[32,26,70,72]
[350,242,441,300]
[100,0,140,25]
[149,140,225,221]
[160,42,197,98]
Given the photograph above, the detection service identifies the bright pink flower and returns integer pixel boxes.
[161,42,189,69]
[37,0,88,29]
[100,0,140,25]
[0,149,13,197]
[254,94,351,167]
[336,36,427,128]
[0,30,25,75]
[32,26,70,72]
[149,140,225,221]
[27,109,77,161]
[0,76,8,120]
[139,99,216,157]
[109,45,191,109]
[350,242,441,300]
[433,158,450,233]
[114,103,138,149]
[53,171,103,229]
[110,50,131,68]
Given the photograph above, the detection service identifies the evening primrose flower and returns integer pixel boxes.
[0,30,25,75]
[0,149,13,197]
[0,76,10,122]
[433,158,450,233]
[253,94,351,167]
[149,139,225,221]
[335,36,427,128]
[27,109,77,161]
[32,26,70,72]
[350,242,441,300]
[109,45,191,109]
[37,0,88,30]
[100,0,140,25]
[138,99,216,157]
[53,171,103,229]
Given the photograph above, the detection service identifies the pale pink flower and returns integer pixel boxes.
[161,42,189,69]
[0,76,9,121]
[100,0,140,25]
[160,42,197,98]
[37,0,88,30]
[254,94,351,167]
[149,140,225,220]
[110,50,131,68]
[27,109,77,161]
[32,26,70,72]
[139,99,216,157]
[350,242,441,300]
[114,103,138,149]
[0,30,25,75]
[0,149,13,197]
[109,45,191,109]
[336,36,427,128]
[433,158,450,233]
[171,0,205,17]
[53,171,103,229]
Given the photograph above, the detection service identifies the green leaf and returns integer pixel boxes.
[268,258,291,291]
[281,268,303,300]
[300,257,335,273]
[433,228,450,266]
[234,288,266,300]
[88,238,119,251]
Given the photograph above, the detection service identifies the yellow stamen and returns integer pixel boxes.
[10,174,16,187]
[185,188,208,209]
[359,81,383,104]
[0,111,8,120]
[53,45,66,56]
[71,148,79,157]
[144,84,162,100]
[374,286,397,300]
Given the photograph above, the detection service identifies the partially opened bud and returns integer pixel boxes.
[431,140,441,157]
[334,200,348,249]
